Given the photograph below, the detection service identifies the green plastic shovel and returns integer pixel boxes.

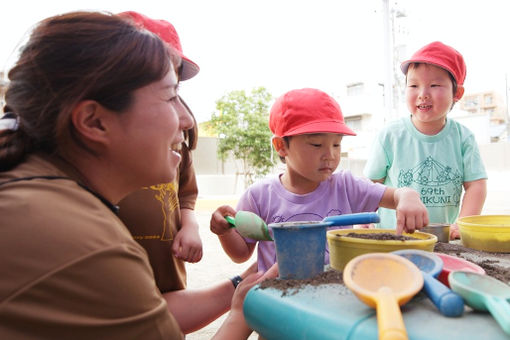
[449,271,510,335]
[226,211,380,242]
[226,211,273,241]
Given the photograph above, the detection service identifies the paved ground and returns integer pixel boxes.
[186,197,259,340]
[185,170,510,339]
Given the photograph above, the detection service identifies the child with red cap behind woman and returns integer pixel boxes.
[117,12,258,335]
[364,41,488,239]
[210,88,429,272]
[117,10,202,293]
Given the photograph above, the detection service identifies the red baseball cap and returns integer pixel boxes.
[119,11,199,81]
[269,88,356,137]
[400,41,466,86]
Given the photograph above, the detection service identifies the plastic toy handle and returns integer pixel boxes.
[485,296,510,335]
[323,212,380,227]
[225,215,236,228]
[422,273,464,317]
[376,287,408,340]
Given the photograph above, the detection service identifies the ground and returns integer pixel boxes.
[186,198,259,340]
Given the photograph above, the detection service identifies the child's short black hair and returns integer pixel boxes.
[278,136,291,163]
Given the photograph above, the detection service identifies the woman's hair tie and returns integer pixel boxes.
[0,112,20,131]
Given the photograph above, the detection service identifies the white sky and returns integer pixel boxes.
[1,0,509,123]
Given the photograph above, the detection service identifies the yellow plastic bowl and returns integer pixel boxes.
[327,229,437,271]
[457,215,510,253]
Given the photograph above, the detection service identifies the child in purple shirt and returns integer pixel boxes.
[210,88,429,271]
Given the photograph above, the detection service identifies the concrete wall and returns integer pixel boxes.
[193,136,275,195]
[479,142,510,171]
[194,135,510,196]
[192,137,223,175]
[192,136,253,176]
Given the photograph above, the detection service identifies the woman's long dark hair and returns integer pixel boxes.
[0,11,176,171]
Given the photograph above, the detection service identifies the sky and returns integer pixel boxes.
[1,0,509,123]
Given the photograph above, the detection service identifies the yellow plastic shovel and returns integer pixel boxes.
[343,253,423,340]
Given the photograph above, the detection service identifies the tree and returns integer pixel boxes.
[206,87,274,188]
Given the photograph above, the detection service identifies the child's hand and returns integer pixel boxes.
[240,262,258,278]
[227,263,279,334]
[394,188,429,235]
[449,223,460,239]
[210,205,237,236]
[172,226,203,263]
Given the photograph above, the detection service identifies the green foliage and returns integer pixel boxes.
[206,87,274,187]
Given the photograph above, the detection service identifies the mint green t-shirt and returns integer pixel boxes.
[363,116,487,228]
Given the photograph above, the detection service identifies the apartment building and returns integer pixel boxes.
[460,90,507,125]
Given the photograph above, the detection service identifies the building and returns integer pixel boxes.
[340,80,386,160]
[460,90,507,125]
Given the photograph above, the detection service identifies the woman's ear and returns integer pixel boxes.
[70,100,109,144]
[454,85,465,101]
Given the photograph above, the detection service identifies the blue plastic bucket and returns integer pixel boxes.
[270,221,329,280]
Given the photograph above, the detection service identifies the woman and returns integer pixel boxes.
[0,11,274,339]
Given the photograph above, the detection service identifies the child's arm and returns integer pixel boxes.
[379,187,429,235]
[210,205,256,263]
[362,179,384,230]
[450,179,488,239]
[211,264,279,340]
[172,208,203,263]
[173,145,203,262]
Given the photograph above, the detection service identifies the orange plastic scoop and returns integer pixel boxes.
[343,253,423,340]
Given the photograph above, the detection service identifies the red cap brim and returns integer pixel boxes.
[181,56,200,81]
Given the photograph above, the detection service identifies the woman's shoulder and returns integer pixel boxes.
[0,158,135,254]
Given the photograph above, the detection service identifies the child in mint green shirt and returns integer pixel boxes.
[364,41,487,239]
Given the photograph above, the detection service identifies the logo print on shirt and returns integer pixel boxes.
[148,182,179,241]
[398,156,462,207]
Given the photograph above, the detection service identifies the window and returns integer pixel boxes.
[463,97,478,108]
[345,116,362,131]
[347,83,364,96]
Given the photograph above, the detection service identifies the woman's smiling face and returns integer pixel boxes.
[111,63,194,188]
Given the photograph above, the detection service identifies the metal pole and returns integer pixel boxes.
[506,73,509,123]
[382,0,394,122]
[505,73,510,141]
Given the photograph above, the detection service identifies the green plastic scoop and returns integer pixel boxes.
[449,271,510,335]
[226,211,381,242]
[226,211,273,241]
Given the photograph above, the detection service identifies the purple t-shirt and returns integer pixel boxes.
[236,171,386,272]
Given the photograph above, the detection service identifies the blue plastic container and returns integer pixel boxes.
[270,221,329,280]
